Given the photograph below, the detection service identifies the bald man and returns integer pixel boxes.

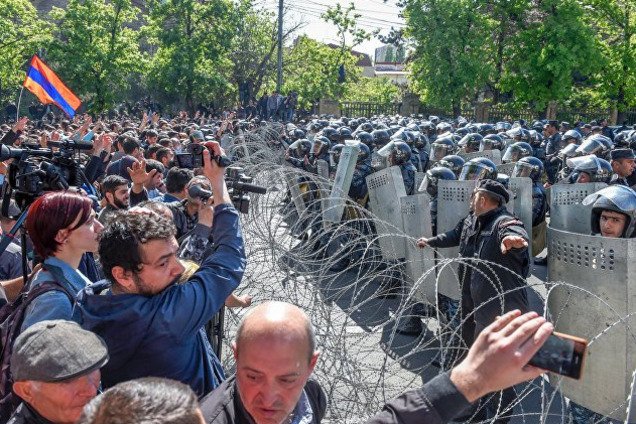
[202,303,554,424]
[200,301,327,424]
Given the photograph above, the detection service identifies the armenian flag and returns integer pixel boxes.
[23,55,81,118]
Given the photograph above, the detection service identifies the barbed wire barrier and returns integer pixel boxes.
[213,125,634,423]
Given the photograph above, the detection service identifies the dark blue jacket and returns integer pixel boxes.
[75,204,246,398]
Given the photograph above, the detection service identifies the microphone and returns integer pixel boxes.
[188,184,212,201]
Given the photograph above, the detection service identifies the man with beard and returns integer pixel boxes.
[98,175,131,224]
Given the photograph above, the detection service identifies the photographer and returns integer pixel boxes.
[21,190,104,331]
[76,143,246,397]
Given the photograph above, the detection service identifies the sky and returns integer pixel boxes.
[256,0,406,61]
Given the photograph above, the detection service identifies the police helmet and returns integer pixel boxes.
[459,157,498,181]
[429,115,440,125]
[388,141,412,166]
[357,142,371,162]
[527,130,544,147]
[429,136,456,161]
[506,127,530,142]
[359,122,373,133]
[455,127,470,138]
[566,154,613,183]
[559,143,581,158]
[502,141,533,163]
[414,133,429,150]
[419,166,456,197]
[290,139,312,157]
[355,131,373,147]
[480,134,504,151]
[614,130,632,148]
[511,156,544,182]
[436,122,453,134]
[438,154,465,178]
[584,185,636,238]
[576,135,613,158]
[458,133,483,152]
[371,129,391,147]
[496,173,510,189]
[290,128,306,141]
[338,127,353,140]
[312,136,331,155]
[562,129,582,144]
[478,123,496,135]
[496,121,512,132]
[330,143,345,165]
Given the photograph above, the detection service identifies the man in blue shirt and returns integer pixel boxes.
[76,144,246,398]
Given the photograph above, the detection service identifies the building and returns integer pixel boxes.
[374,44,409,85]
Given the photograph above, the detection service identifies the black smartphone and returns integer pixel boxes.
[528,331,587,379]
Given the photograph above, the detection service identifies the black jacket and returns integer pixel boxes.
[8,403,54,424]
[427,206,530,326]
[201,375,327,424]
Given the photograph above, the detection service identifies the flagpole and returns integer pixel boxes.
[16,85,25,122]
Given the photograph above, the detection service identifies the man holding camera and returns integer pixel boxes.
[76,143,246,397]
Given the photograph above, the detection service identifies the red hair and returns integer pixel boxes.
[26,191,93,259]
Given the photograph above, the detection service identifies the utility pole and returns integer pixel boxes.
[276,0,283,92]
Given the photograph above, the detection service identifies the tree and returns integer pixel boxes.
[45,0,143,113]
[282,36,360,109]
[499,0,603,109]
[144,0,238,112]
[385,47,395,64]
[583,0,636,115]
[229,0,301,104]
[0,0,50,106]
[344,77,401,103]
[403,0,495,116]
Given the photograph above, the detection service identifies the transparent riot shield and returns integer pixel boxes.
[549,183,607,234]
[458,149,502,165]
[371,151,388,171]
[322,146,359,224]
[509,177,533,246]
[284,166,307,217]
[400,193,436,304]
[496,162,517,176]
[435,179,477,300]
[367,166,408,260]
[547,227,636,421]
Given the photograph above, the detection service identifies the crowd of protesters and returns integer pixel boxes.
[0,106,556,424]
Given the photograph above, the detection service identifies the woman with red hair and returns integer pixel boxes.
[21,190,104,331]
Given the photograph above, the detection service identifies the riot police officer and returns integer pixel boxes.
[458,133,483,154]
[502,141,533,164]
[438,155,465,179]
[609,148,636,187]
[565,155,613,184]
[387,141,417,195]
[512,157,548,263]
[417,179,531,423]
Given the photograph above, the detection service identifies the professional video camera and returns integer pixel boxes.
[187,166,266,214]
[0,140,94,215]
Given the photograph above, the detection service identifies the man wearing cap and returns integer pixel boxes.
[7,320,108,424]
[417,179,530,424]
[609,148,636,187]
[544,120,562,184]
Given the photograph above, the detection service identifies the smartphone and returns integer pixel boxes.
[528,331,587,379]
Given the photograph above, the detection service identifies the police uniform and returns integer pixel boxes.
[425,180,530,423]
[609,148,635,187]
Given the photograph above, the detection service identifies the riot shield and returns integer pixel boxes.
[508,177,533,247]
[549,183,607,234]
[435,179,477,299]
[322,146,359,224]
[367,166,408,260]
[496,162,517,176]
[458,149,502,165]
[547,227,636,420]
[415,171,426,193]
[400,193,436,304]
[284,166,307,217]
[371,151,388,171]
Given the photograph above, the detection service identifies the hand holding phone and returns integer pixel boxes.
[528,331,587,379]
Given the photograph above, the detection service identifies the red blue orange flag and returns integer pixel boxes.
[23,55,81,118]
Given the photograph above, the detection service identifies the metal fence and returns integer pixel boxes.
[488,104,538,123]
[555,107,611,125]
[620,108,636,125]
[340,102,401,118]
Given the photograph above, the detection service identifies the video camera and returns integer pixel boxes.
[175,143,232,169]
[187,166,266,214]
[0,140,94,215]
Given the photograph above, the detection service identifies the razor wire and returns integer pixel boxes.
[214,123,634,423]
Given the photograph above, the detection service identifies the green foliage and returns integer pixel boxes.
[499,0,603,109]
[344,77,401,103]
[321,2,373,50]
[229,1,279,99]
[282,36,360,109]
[404,0,495,115]
[45,0,142,113]
[0,0,51,105]
[144,0,238,111]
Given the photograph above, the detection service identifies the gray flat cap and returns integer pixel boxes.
[11,320,109,382]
